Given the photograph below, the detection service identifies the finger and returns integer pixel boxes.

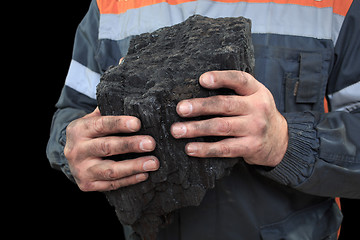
[184,138,248,158]
[171,117,249,139]
[85,135,156,158]
[176,95,250,117]
[199,70,261,96]
[88,156,159,181]
[83,115,141,138]
[90,173,149,192]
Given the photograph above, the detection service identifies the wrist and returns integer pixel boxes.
[270,114,289,167]
[256,112,318,187]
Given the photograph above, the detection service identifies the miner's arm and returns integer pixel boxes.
[171,0,360,199]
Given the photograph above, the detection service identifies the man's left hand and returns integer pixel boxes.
[170,70,288,167]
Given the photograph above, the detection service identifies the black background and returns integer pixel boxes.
[25,1,358,239]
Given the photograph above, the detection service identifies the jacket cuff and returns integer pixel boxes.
[258,112,319,187]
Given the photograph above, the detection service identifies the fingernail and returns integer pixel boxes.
[126,118,140,132]
[178,101,193,116]
[186,144,197,155]
[171,123,187,138]
[136,173,148,182]
[201,73,214,87]
[139,139,154,151]
[143,159,158,171]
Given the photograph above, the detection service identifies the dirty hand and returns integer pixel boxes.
[171,71,288,167]
[64,108,159,192]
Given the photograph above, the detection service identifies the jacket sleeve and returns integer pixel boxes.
[259,0,360,199]
[46,0,101,181]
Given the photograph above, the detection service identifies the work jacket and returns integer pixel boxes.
[47,0,360,239]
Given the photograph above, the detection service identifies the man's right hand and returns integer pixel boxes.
[64,107,159,192]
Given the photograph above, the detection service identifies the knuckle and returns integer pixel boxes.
[72,167,85,183]
[88,161,120,181]
[109,182,117,191]
[208,143,232,157]
[216,118,232,135]
[98,140,112,156]
[223,105,235,116]
[253,117,268,136]
[125,142,137,154]
[255,93,274,114]
[65,120,77,135]
[235,71,249,85]
[67,116,87,132]
[220,96,236,114]
[63,147,76,163]
[115,137,136,154]
[77,179,94,192]
[94,116,122,134]
[65,122,79,150]
[219,143,232,157]
[79,183,93,192]
[93,117,106,134]
[101,168,116,180]
[64,140,80,161]
[72,164,96,192]
[63,145,71,159]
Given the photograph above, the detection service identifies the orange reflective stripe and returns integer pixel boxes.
[335,197,341,239]
[333,0,353,17]
[214,0,353,16]
[324,97,329,113]
[213,0,352,16]
[214,0,332,6]
[97,0,352,16]
[97,0,196,14]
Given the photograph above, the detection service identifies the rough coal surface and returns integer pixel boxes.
[96,15,254,240]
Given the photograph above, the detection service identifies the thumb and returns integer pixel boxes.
[83,107,101,119]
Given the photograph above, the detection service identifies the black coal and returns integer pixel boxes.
[96,15,254,240]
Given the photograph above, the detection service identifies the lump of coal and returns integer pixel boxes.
[96,15,254,240]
